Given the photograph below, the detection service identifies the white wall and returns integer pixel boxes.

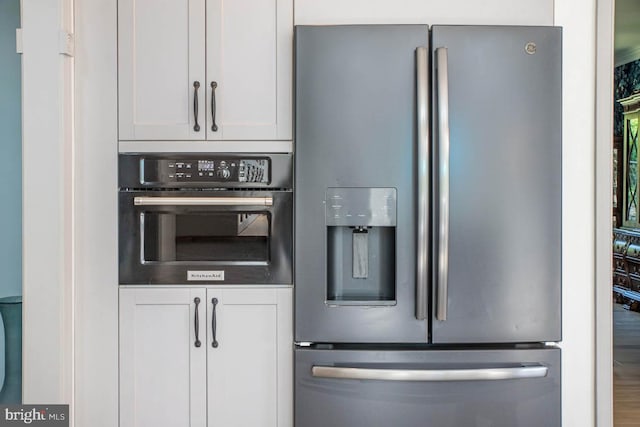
[73,0,118,424]
[294,0,553,25]
[21,0,74,405]
[554,1,597,426]
[596,0,615,425]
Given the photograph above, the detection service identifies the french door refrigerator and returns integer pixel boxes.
[294,25,561,427]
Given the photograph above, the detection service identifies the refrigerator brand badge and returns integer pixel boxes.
[525,42,537,55]
[188,271,225,281]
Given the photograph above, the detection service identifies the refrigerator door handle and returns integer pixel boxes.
[415,46,429,321]
[311,364,548,382]
[435,47,450,322]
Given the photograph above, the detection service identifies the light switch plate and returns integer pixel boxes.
[15,28,22,54]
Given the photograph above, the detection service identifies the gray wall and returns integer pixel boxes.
[0,0,22,299]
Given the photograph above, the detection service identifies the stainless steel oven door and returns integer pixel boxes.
[119,190,292,284]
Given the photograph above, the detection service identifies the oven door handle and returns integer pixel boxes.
[133,196,273,206]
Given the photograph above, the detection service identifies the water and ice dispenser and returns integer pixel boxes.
[325,188,397,305]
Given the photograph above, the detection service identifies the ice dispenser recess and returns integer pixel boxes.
[326,188,397,305]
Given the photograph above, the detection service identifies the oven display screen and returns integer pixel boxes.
[198,160,215,171]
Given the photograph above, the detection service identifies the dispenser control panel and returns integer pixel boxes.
[325,188,397,227]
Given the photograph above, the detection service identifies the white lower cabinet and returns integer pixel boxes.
[119,287,293,427]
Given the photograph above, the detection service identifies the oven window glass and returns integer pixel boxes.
[142,212,270,262]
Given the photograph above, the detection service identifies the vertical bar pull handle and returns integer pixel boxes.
[436,47,450,322]
[193,81,201,132]
[193,297,201,348]
[210,81,218,132]
[415,46,429,321]
[211,298,219,348]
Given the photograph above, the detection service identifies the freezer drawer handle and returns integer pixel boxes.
[311,365,548,382]
[133,196,273,207]
[193,297,201,348]
[435,47,450,322]
[415,46,429,321]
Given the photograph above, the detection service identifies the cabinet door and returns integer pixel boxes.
[206,0,292,141]
[118,0,206,140]
[207,288,292,427]
[120,288,207,427]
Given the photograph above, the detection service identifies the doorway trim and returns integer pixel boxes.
[596,0,615,425]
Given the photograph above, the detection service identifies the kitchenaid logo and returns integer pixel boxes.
[1,405,68,426]
[188,270,225,281]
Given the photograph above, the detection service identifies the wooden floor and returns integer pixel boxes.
[614,303,640,426]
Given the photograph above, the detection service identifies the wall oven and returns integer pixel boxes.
[119,153,292,285]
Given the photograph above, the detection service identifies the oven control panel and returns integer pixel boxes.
[120,153,291,189]
[158,158,269,184]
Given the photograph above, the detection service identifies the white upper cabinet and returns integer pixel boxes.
[206,0,292,140]
[118,0,206,140]
[118,0,292,142]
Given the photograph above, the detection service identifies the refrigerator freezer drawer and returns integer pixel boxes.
[295,347,560,427]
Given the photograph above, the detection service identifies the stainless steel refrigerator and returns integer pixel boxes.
[294,25,561,427]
